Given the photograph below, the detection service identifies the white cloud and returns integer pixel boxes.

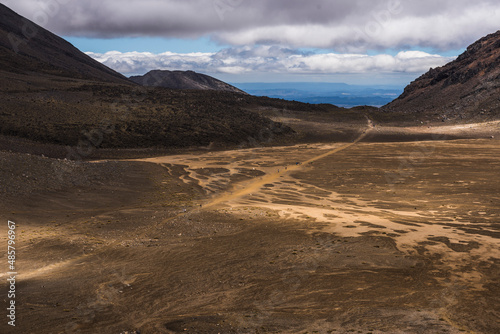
[87,47,454,77]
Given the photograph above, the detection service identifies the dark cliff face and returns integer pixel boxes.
[384,31,500,122]
[130,70,247,94]
[0,4,131,84]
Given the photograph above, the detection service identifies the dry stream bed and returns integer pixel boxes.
[0,128,499,333]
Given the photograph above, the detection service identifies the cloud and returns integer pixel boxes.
[87,46,454,77]
[3,0,500,51]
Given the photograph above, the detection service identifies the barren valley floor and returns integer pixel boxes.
[1,132,499,333]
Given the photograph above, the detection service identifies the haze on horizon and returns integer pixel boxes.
[4,0,500,86]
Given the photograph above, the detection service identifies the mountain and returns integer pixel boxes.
[130,70,247,94]
[0,3,131,84]
[233,82,403,108]
[0,4,299,153]
[384,31,500,122]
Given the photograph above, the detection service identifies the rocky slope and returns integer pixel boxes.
[130,70,247,94]
[384,31,500,122]
[0,4,302,153]
[0,4,131,84]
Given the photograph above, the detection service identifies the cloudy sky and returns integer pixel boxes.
[4,0,500,85]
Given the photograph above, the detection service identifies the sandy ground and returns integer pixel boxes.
[0,122,499,333]
[369,120,500,141]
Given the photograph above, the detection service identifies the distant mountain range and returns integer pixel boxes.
[384,30,500,122]
[130,70,246,94]
[232,82,403,108]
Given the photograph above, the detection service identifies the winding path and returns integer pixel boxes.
[2,120,373,280]
[204,120,373,208]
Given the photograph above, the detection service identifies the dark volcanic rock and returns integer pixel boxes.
[0,3,131,84]
[383,31,500,122]
[130,70,247,94]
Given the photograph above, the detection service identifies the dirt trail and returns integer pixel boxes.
[204,123,372,209]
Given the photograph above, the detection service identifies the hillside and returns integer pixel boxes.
[0,4,131,84]
[383,31,500,123]
[0,4,313,154]
[130,70,247,94]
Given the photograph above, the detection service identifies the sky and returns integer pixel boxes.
[3,0,500,85]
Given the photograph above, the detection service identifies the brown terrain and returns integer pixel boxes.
[1,3,500,334]
[0,120,499,334]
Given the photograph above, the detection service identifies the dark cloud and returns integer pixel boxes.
[4,0,500,51]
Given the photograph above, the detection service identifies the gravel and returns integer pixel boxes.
[0,151,126,197]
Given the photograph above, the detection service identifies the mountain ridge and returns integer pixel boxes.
[0,3,132,84]
[130,70,247,94]
[383,30,500,122]
[0,3,299,152]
